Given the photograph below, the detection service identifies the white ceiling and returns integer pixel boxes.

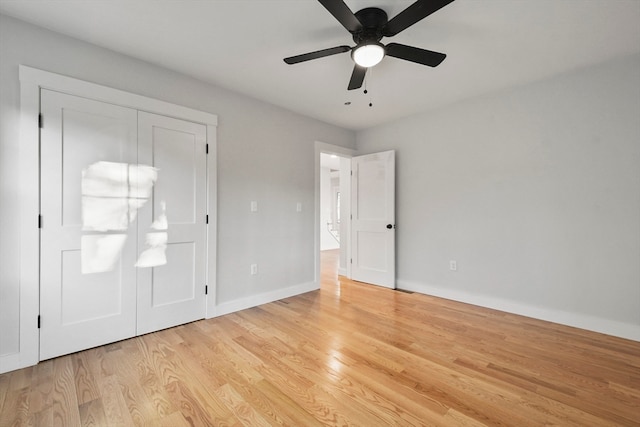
[1,0,639,131]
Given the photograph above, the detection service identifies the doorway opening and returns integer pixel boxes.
[320,153,341,251]
[315,143,396,290]
[320,152,349,285]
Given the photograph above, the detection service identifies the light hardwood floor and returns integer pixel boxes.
[1,249,639,426]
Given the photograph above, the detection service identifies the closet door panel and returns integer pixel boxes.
[40,89,138,360]
[136,112,207,335]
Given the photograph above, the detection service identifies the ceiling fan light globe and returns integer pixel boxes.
[352,43,385,68]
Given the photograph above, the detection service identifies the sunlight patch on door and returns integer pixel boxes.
[136,232,168,268]
[81,234,128,273]
[80,161,168,273]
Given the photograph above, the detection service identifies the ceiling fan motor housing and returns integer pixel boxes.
[352,7,388,44]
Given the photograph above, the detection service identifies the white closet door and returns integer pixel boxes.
[40,89,138,360]
[136,112,207,335]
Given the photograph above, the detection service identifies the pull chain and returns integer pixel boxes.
[364,68,373,107]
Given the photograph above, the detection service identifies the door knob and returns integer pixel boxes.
[386,224,393,229]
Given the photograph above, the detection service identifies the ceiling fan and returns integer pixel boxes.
[284,0,455,91]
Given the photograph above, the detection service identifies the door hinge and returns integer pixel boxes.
[37,315,41,329]
[205,285,208,295]
[206,144,209,154]
[38,114,43,129]
[350,258,353,264]
[38,214,42,229]
[206,214,209,224]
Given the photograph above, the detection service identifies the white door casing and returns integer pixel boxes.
[40,89,139,360]
[351,150,396,288]
[136,112,207,335]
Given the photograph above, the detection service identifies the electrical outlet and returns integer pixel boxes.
[296,202,302,212]
[449,260,457,271]
[250,264,258,275]
[250,201,258,212]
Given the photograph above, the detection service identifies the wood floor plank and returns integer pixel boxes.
[73,353,101,406]
[78,398,107,427]
[164,345,245,425]
[253,378,325,427]
[0,386,30,426]
[153,411,192,427]
[0,374,8,418]
[51,356,82,427]
[26,359,55,425]
[214,383,273,427]
[1,249,639,426]
[105,345,160,426]
[96,374,135,427]
[125,340,175,420]
[186,348,290,426]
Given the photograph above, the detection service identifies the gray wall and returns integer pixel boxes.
[357,54,640,339]
[0,14,356,357]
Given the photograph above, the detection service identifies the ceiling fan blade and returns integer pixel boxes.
[382,0,454,37]
[385,43,446,67]
[318,0,362,33]
[347,65,367,90]
[284,45,351,64]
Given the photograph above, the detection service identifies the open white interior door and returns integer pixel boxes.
[351,150,395,288]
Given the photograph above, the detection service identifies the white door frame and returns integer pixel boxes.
[314,141,356,285]
[4,65,217,374]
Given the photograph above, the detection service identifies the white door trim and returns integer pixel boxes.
[205,124,218,317]
[3,72,41,374]
[19,66,218,125]
[4,65,218,374]
[314,141,356,286]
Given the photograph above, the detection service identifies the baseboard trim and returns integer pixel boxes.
[0,352,39,375]
[209,281,319,318]
[397,280,640,342]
